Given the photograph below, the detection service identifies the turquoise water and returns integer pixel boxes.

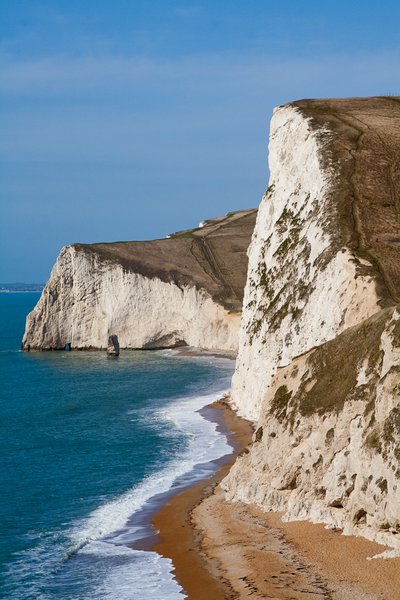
[0,293,233,599]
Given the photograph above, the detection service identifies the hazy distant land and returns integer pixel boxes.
[0,283,43,292]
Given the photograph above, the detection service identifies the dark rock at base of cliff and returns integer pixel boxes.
[107,335,120,356]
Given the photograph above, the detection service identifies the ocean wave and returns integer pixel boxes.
[81,542,186,600]
[4,365,233,600]
[68,386,231,553]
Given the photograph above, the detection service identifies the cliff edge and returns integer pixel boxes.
[223,97,400,551]
[22,209,257,352]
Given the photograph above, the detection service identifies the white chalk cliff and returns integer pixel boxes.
[23,95,400,551]
[224,97,400,551]
[22,210,256,352]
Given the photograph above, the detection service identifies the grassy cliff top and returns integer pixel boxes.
[74,209,257,312]
[291,96,400,306]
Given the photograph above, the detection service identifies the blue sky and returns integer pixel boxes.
[2,0,400,281]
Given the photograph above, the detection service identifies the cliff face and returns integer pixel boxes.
[224,97,400,550]
[22,209,256,352]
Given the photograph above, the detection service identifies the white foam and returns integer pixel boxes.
[5,357,234,600]
[77,542,185,599]
[64,383,232,599]
[69,387,231,553]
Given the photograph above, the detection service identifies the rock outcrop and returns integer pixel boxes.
[22,209,256,352]
[106,335,120,357]
[223,97,400,550]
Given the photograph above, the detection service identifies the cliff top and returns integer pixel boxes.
[74,209,257,312]
[289,96,400,306]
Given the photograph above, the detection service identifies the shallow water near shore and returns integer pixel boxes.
[0,293,234,599]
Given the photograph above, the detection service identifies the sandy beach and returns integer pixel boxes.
[153,399,400,600]
[152,398,253,599]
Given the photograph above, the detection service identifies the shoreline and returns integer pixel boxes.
[152,397,254,599]
[128,396,243,554]
[169,346,237,360]
[152,399,400,600]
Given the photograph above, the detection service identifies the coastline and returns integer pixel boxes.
[166,345,238,362]
[152,397,253,599]
[152,399,400,600]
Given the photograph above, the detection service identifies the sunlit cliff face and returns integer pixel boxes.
[226,97,400,552]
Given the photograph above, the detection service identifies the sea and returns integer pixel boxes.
[0,292,235,600]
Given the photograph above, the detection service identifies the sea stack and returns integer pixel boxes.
[106,335,120,357]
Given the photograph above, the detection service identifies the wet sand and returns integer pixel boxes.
[153,398,253,599]
[153,401,400,599]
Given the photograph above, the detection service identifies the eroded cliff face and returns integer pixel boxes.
[224,307,400,550]
[231,102,389,420]
[224,97,400,550]
[22,209,256,352]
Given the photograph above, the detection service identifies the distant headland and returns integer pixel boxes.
[0,283,44,292]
